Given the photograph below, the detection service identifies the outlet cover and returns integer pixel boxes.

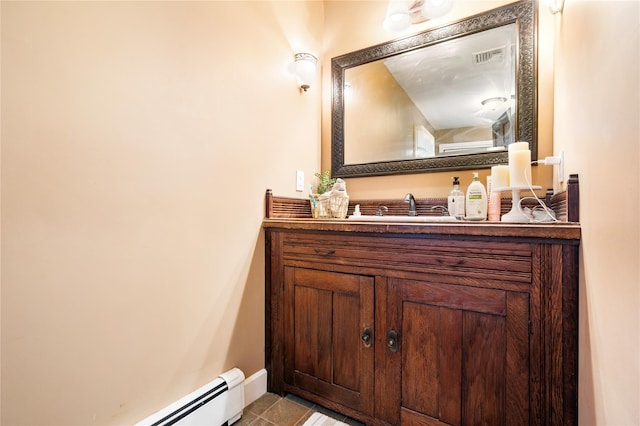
[296,170,304,192]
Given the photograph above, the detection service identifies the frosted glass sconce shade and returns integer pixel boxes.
[422,0,454,19]
[293,53,317,92]
[383,0,411,32]
[383,0,454,32]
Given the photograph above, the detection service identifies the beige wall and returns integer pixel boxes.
[553,1,639,424]
[345,61,430,163]
[2,1,639,425]
[1,1,322,424]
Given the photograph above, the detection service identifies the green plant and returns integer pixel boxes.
[314,171,336,194]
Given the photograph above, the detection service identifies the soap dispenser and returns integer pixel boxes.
[447,176,465,219]
[465,172,487,220]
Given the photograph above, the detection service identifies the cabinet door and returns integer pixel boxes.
[283,266,375,415]
[386,278,530,426]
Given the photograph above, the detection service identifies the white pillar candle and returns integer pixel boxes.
[508,142,531,187]
[491,165,510,190]
[509,141,529,151]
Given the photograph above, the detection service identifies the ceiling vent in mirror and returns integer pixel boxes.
[473,47,505,65]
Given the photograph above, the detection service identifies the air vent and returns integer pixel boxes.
[473,47,505,65]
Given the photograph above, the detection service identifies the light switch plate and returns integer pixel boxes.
[296,170,304,192]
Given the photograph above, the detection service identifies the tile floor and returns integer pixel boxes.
[234,392,366,426]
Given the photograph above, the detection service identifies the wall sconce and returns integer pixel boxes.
[292,53,317,92]
[546,0,565,14]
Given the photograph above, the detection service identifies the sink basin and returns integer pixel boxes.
[347,215,459,223]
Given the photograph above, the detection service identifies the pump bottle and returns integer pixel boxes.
[465,172,487,220]
[447,176,465,219]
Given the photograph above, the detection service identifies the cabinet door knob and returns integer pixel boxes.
[435,257,466,266]
[313,248,335,256]
[361,327,372,347]
[386,329,399,352]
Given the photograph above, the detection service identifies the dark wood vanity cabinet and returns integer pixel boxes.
[385,276,530,425]
[265,222,580,426]
[283,266,375,416]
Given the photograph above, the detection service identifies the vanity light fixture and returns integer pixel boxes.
[481,97,508,111]
[383,0,412,32]
[292,53,317,92]
[546,0,565,14]
[383,0,454,32]
[421,0,454,19]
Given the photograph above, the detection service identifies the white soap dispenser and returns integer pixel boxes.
[465,172,487,221]
[447,176,465,219]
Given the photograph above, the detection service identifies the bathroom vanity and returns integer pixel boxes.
[263,185,580,425]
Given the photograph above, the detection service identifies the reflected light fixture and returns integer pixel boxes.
[292,53,317,92]
[383,0,454,32]
[481,97,508,111]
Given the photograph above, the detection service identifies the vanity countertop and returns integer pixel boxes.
[263,217,581,241]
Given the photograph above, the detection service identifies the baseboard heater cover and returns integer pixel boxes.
[137,367,245,426]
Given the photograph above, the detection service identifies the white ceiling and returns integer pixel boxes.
[383,23,517,130]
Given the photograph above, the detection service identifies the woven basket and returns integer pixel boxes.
[310,193,349,219]
[310,194,330,218]
[329,194,349,219]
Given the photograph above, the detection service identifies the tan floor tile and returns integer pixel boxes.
[245,393,281,416]
[249,417,278,426]
[237,392,364,426]
[233,410,257,425]
[262,398,311,426]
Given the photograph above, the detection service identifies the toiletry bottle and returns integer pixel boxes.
[465,172,487,220]
[487,176,502,221]
[447,176,465,219]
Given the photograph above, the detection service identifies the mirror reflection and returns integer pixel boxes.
[331,1,536,177]
[344,24,516,164]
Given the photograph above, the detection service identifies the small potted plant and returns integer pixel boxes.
[310,171,336,218]
[314,171,336,195]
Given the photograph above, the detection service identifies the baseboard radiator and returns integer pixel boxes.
[137,368,245,426]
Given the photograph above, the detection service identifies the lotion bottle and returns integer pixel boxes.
[447,176,465,219]
[465,172,487,220]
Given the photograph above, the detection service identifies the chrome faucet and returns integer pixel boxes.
[431,205,450,216]
[404,193,417,216]
[376,205,388,216]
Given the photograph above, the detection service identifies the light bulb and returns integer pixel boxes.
[383,0,411,32]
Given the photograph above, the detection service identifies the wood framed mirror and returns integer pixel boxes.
[331,0,536,177]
